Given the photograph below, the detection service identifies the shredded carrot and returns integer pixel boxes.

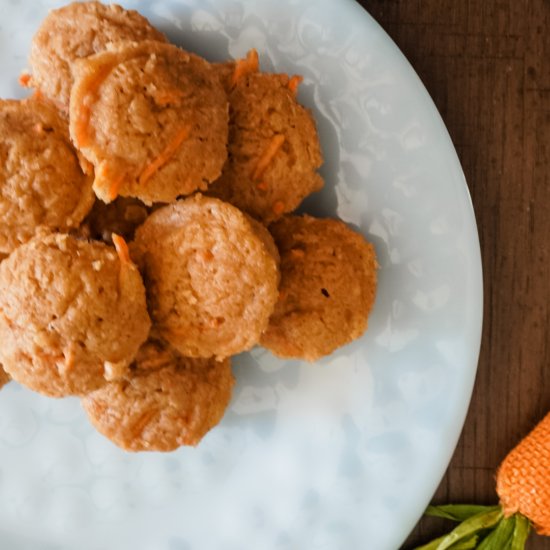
[32,89,43,101]
[130,408,158,438]
[290,248,305,259]
[231,48,259,88]
[63,344,76,374]
[288,75,303,95]
[19,73,31,87]
[272,200,285,216]
[108,173,126,202]
[252,134,285,180]
[256,181,269,191]
[112,233,131,264]
[201,250,214,262]
[94,162,125,202]
[139,125,191,185]
[78,155,94,176]
[73,61,117,147]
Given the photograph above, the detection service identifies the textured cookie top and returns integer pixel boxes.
[70,41,229,204]
[132,194,280,359]
[0,233,151,397]
[209,59,323,223]
[261,215,377,361]
[82,338,234,451]
[0,98,94,255]
[28,1,166,109]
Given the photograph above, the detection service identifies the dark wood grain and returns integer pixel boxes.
[357,1,550,548]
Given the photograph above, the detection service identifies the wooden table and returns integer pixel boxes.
[359,1,550,548]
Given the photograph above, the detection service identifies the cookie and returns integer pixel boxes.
[82,338,234,451]
[0,366,10,390]
[0,97,94,255]
[26,1,166,110]
[70,41,228,204]
[209,51,323,223]
[261,215,377,361]
[132,194,279,359]
[0,233,151,397]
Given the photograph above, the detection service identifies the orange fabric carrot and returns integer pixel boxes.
[139,126,191,185]
[415,411,550,549]
[252,134,285,180]
[231,48,259,87]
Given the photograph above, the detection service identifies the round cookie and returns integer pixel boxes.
[0,97,94,255]
[208,52,323,223]
[26,1,166,110]
[261,215,377,361]
[70,41,229,204]
[132,194,280,359]
[0,233,151,397]
[82,338,234,451]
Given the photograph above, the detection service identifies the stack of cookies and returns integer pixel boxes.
[0,1,378,452]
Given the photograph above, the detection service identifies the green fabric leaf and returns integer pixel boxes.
[413,508,503,550]
[426,504,501,522]
[414,534,478,550]
[476,515,515,550]
[510,514,531,550]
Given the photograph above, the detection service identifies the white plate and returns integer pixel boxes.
[0,1,483,548]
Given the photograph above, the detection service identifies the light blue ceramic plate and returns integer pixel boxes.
[0,1,482,548]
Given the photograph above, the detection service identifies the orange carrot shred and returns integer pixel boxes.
[130,408,158,438]
[19,73,31,87]
[256,181,269,191]
[74,61,117,147]
[231,48,259,88]
[288,75,303,95]
[64,344,76,374]
[139,126,191,185]
[94,162,125,202]
[112,234,130,264]
[252,134,285,180]
[108,173,126,202]
[272,200,285,216]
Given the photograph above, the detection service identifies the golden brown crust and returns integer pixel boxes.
[28,1,167,109]
[0,233,151,397]
[0,366,10,390]
[208,69,323,223]
[70,41,229,204]
[0,97,94,255]
[260,215,377,361]
[132,194,280,359]
[82,338,234,451]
